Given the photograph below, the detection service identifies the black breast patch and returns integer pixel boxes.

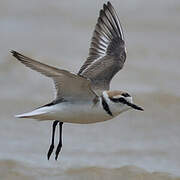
[101,96,113,116]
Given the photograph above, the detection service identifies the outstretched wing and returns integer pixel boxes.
[78,2,126,93]
[11,51,96,101]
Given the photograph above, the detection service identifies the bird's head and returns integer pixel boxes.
[102,90,143,116]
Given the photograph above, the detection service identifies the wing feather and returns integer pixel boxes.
[11,51,96,101]
[78,2,126,93]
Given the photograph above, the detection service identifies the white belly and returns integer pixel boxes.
[30,101,114,124]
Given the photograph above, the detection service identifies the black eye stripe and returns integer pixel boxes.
[110,97,127,104]
[121,93,130,97]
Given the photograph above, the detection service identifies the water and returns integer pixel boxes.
[0,0,180,179]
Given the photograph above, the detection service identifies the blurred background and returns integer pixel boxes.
[0,0,180,179]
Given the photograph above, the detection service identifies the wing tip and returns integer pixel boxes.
[103,1,112,9]
[102,1,112,13]
[10,50,21,59]
[10,49,16,55]
[107,1,112,6]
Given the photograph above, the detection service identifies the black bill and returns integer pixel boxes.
[126,102,144,111]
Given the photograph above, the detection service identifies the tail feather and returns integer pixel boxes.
[15,106,52,120]
[15,111,45,119]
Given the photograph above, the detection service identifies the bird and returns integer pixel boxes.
[11,1,143,161]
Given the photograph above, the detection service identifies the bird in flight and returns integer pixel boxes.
[11,1,143,161]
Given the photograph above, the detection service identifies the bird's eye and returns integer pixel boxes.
[121,93,130,97]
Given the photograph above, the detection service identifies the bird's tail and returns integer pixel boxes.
[15,105,53,121]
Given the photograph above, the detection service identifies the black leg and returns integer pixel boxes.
[55,122,63,160]
[47,120,59,160]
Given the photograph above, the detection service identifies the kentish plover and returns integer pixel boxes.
[11,2,143,160]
